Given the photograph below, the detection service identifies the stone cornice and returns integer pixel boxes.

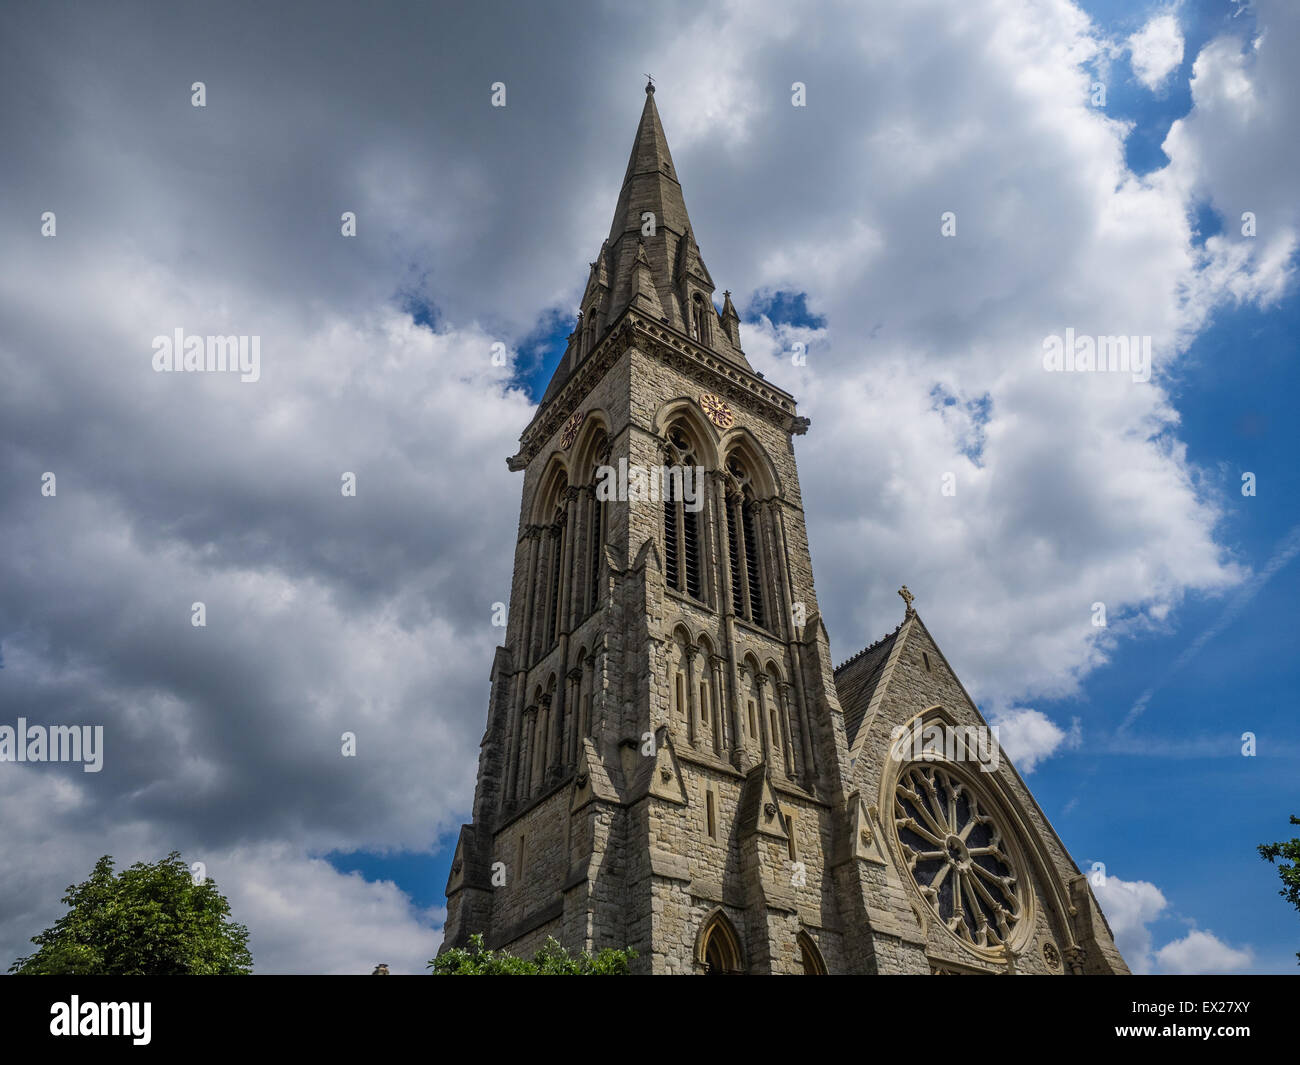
[508,309,807,472]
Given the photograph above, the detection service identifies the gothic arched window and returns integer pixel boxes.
[893,762,1026,952]
[725,456,767,628]
[662,424,703,601]
[529,467,572,664]
[586,430,609,616]
[542,484,568,651]
[696,911,744,975]
[798,931,828,974]
[669,629,690,732]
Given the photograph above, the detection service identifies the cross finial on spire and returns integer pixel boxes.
[898,585,915,614]
[644,74,655,94]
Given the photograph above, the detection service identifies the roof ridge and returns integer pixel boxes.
[833,622,902,674]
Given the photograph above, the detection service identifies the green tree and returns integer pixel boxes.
[1258,814,1300,965]
[430,933,634,975]
[9,851,253,974]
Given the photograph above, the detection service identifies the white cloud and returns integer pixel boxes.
[989,708,1081,773]
[1163,5,1300,309]
[1155,928,1253,974]
[1129,13,1186,90]
[218,845,444,975]
[1093,874,1255,973]
[1092,874,1170,973]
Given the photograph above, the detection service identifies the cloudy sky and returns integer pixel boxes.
[1,0,1296,974]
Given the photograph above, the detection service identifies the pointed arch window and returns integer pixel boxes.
[725,456,767,629]
[663,424,703,601]
[798,931,828,975]
[697,911,744,975]
[543,495,567,650]
[586,430,609,616]
[529,469,572,663]
[742,500,764,626]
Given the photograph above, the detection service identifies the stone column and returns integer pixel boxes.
[582,654,596,743]
[692,465,713,606]
[709,654,728,755]
[501,670,523,809]
[537,692,554,794]
[684,641,699,748]
[519,704,537,799]
[714,476,735,615]
[754,672,772,765]
[564,666,583,770]
[777,680,797,778]
[519,525,542,666]
[773,505,817,780]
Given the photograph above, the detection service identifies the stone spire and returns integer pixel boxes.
[598,82,703,336]
[539,85,749,407]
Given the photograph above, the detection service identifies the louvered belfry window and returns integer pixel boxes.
[726,456,767,629]
[545,501,565,648]
[683,506,702,598]
[726,505,744,615]
[663,424,702,601]
[663,496,679,588]
[742,500,764,627]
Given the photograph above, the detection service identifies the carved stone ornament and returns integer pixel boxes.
[1042,941,1062,970]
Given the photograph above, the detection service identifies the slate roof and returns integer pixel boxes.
[833,626,901,747]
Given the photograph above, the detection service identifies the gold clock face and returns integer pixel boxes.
[699,393,734,429]
[560,410,585,449]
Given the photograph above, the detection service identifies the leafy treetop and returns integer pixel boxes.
[9,851,253,975]
[430,933,634,975]
[1258,814,1300,965]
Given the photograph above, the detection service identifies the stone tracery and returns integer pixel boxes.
[894,763,1024,951]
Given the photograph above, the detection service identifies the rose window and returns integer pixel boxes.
[894,763,1024,950]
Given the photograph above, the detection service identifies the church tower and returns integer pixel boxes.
[441,84,1129,975]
